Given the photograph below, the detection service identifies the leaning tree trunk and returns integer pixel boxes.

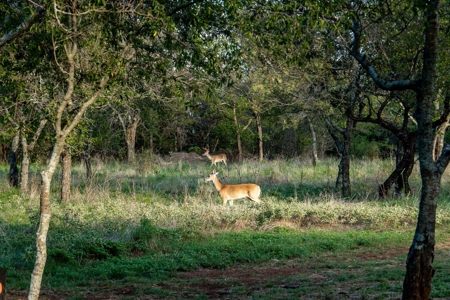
[60,149,72,202]
[378,136,416,198]
[9,131,20,188]
[28,139,65,300]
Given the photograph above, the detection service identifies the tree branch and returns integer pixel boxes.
[0,8,44,48]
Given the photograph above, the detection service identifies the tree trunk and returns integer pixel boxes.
[378,136,416,198]
[126,117,139,164]
[255,111,263,162]
[233,104,243,163]
[9,131,20,188]
[28,140,64,300]
[83,145,92,179]
[403,2,445,298]
[325,116,353,198]
[432,115,449,160]
[19,119,47,194]
[307,116,318,167]
[20,133,30,194]
[341,118,354,197]
[60,149,72,202]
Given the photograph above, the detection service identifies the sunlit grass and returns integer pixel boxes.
[2,155,450,298]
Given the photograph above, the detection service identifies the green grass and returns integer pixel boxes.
[2,156,450,299]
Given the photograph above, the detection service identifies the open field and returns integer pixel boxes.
[2,154,450,299]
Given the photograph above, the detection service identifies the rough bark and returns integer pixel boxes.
[9,131,20,188]
[402,2,444,299]
[60,149,72,202]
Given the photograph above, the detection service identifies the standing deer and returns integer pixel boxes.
[202,148,227,166]
[204,170,261,206]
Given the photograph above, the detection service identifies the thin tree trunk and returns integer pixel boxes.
[9,130,19,188]
[432,115,449,160]
[307,116,318,167]
[233,104,243,163]
[19,119,47,194]
[325,116,353,197]
[126,117,139,164]
[60,149,72,202]
[341,119,353,197]
[28,140,64,300]
[20,132,30,194]
[254,111,263,162]
[83,145,92,179]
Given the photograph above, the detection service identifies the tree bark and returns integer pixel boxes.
[126,116,139,164]
[28,140,64,300]
[325,116,353,198]
[402,2,446,298]
[432,115,449,160]
[9,131,20,188]
[254,111,263,162]
[20,131,30,194]
[233,104,243,163]
[60,149,72,202]
[19,119,47,194]
[378,135,416,198]
[307,115,318,167]
[83,145,92,179]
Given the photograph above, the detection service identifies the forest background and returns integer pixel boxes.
[1,0,450,299]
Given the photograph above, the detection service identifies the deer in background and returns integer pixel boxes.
[202,148,227,166]
[204,170,261,206]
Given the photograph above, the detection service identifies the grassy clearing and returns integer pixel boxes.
[2,156,450,299]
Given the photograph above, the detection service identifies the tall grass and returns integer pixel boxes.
[1,155,450,297]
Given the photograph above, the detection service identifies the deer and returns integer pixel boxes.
[202,148,227,166]
[204,170,261,206]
